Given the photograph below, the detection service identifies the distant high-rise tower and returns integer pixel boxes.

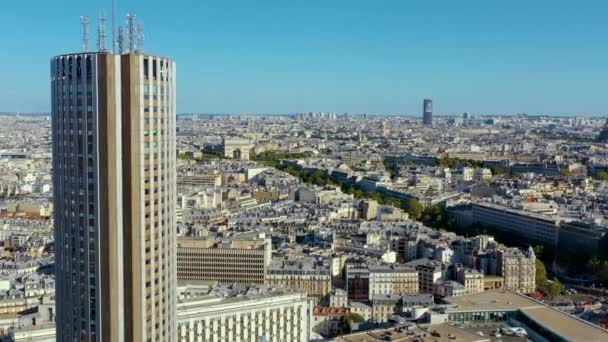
[598,118,608,142]
[381,119,389,137]
[423,99,433,125]
[51,29,177,342]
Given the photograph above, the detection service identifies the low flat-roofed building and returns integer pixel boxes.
[434,280,466,298]
[177,172,222,190]
[444,290,608,342]
[334,324,489,342]
[12,323,56,342]
[482,275,503,291]
[472,201,559,247]
[558,221,608,259]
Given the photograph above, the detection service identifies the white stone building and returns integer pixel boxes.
[177,286,311,342]
[368,264,418,300]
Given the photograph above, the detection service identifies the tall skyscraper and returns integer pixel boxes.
[423,99,433,125]
[598,118,608,142]
[51,47,176,341]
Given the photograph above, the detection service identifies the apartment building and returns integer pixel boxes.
[496,247,536,294]
[409,259,444,294]
[176,234,271,285]
[267,257,331,300]
[176,284,311,342]
[368,264,418,300]
[456,268,484,295]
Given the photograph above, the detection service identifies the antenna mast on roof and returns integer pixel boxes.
[127,14,136,52]
[136,21,144,53]
[80,16,90,52]
[111,0,116,53]
[118,26,126,54]
[98,12,107,52]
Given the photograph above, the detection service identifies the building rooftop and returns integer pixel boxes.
[334,323,488,342]
[177,235,267,250]
[368,264,417,273]
[177,283,306,311]
[445,290,608,341]
[313,306,350,317]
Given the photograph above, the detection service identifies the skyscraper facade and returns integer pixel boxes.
[51,51,176,341]
[423,99,433,125]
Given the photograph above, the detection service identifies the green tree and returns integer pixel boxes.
[587,256,602,271]
[338,316,351,334]
[535,259,548,292]
[338,313,365,334]
[405,199,423,220]
[347,313,365,323]
[177,153,191,160]
[437,157,454,168]
[490,166,506,175]
[587,257,608,284]
[421,205,443,227]
[547,279,564,297]
[352,189,364,199]
[596,172,608,181]
[533,245,544,259]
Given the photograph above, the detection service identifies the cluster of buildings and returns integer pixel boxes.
[0,117,52,220]
[1,11,608,342]
[164,110,608,340]
[3,106,608,341]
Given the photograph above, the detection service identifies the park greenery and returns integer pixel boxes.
[437,156,483,168]
[177,152,194,160]
[338,313,365,333]
[534,247,565,296]
[268,159,448,228]
[596,171,608,181]
[587,257,608,285]
[540,132,596,143]
[177,151,224,160]
[260,154,608,288]
[490,166,506,175]
[250,150,312,166]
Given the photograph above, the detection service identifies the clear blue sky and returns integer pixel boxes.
[1,0,607,115]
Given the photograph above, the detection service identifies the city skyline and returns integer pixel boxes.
[1,0,608,115]
[3,2,608,341]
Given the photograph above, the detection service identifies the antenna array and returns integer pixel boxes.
[117,14,145,54]
[118,26,126,54]
[81,2,146,54]
[98,12,107,52]
[136,21,145,53]
[112,0,116,53]
[80,16,90,52]
[127,14,136,52]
